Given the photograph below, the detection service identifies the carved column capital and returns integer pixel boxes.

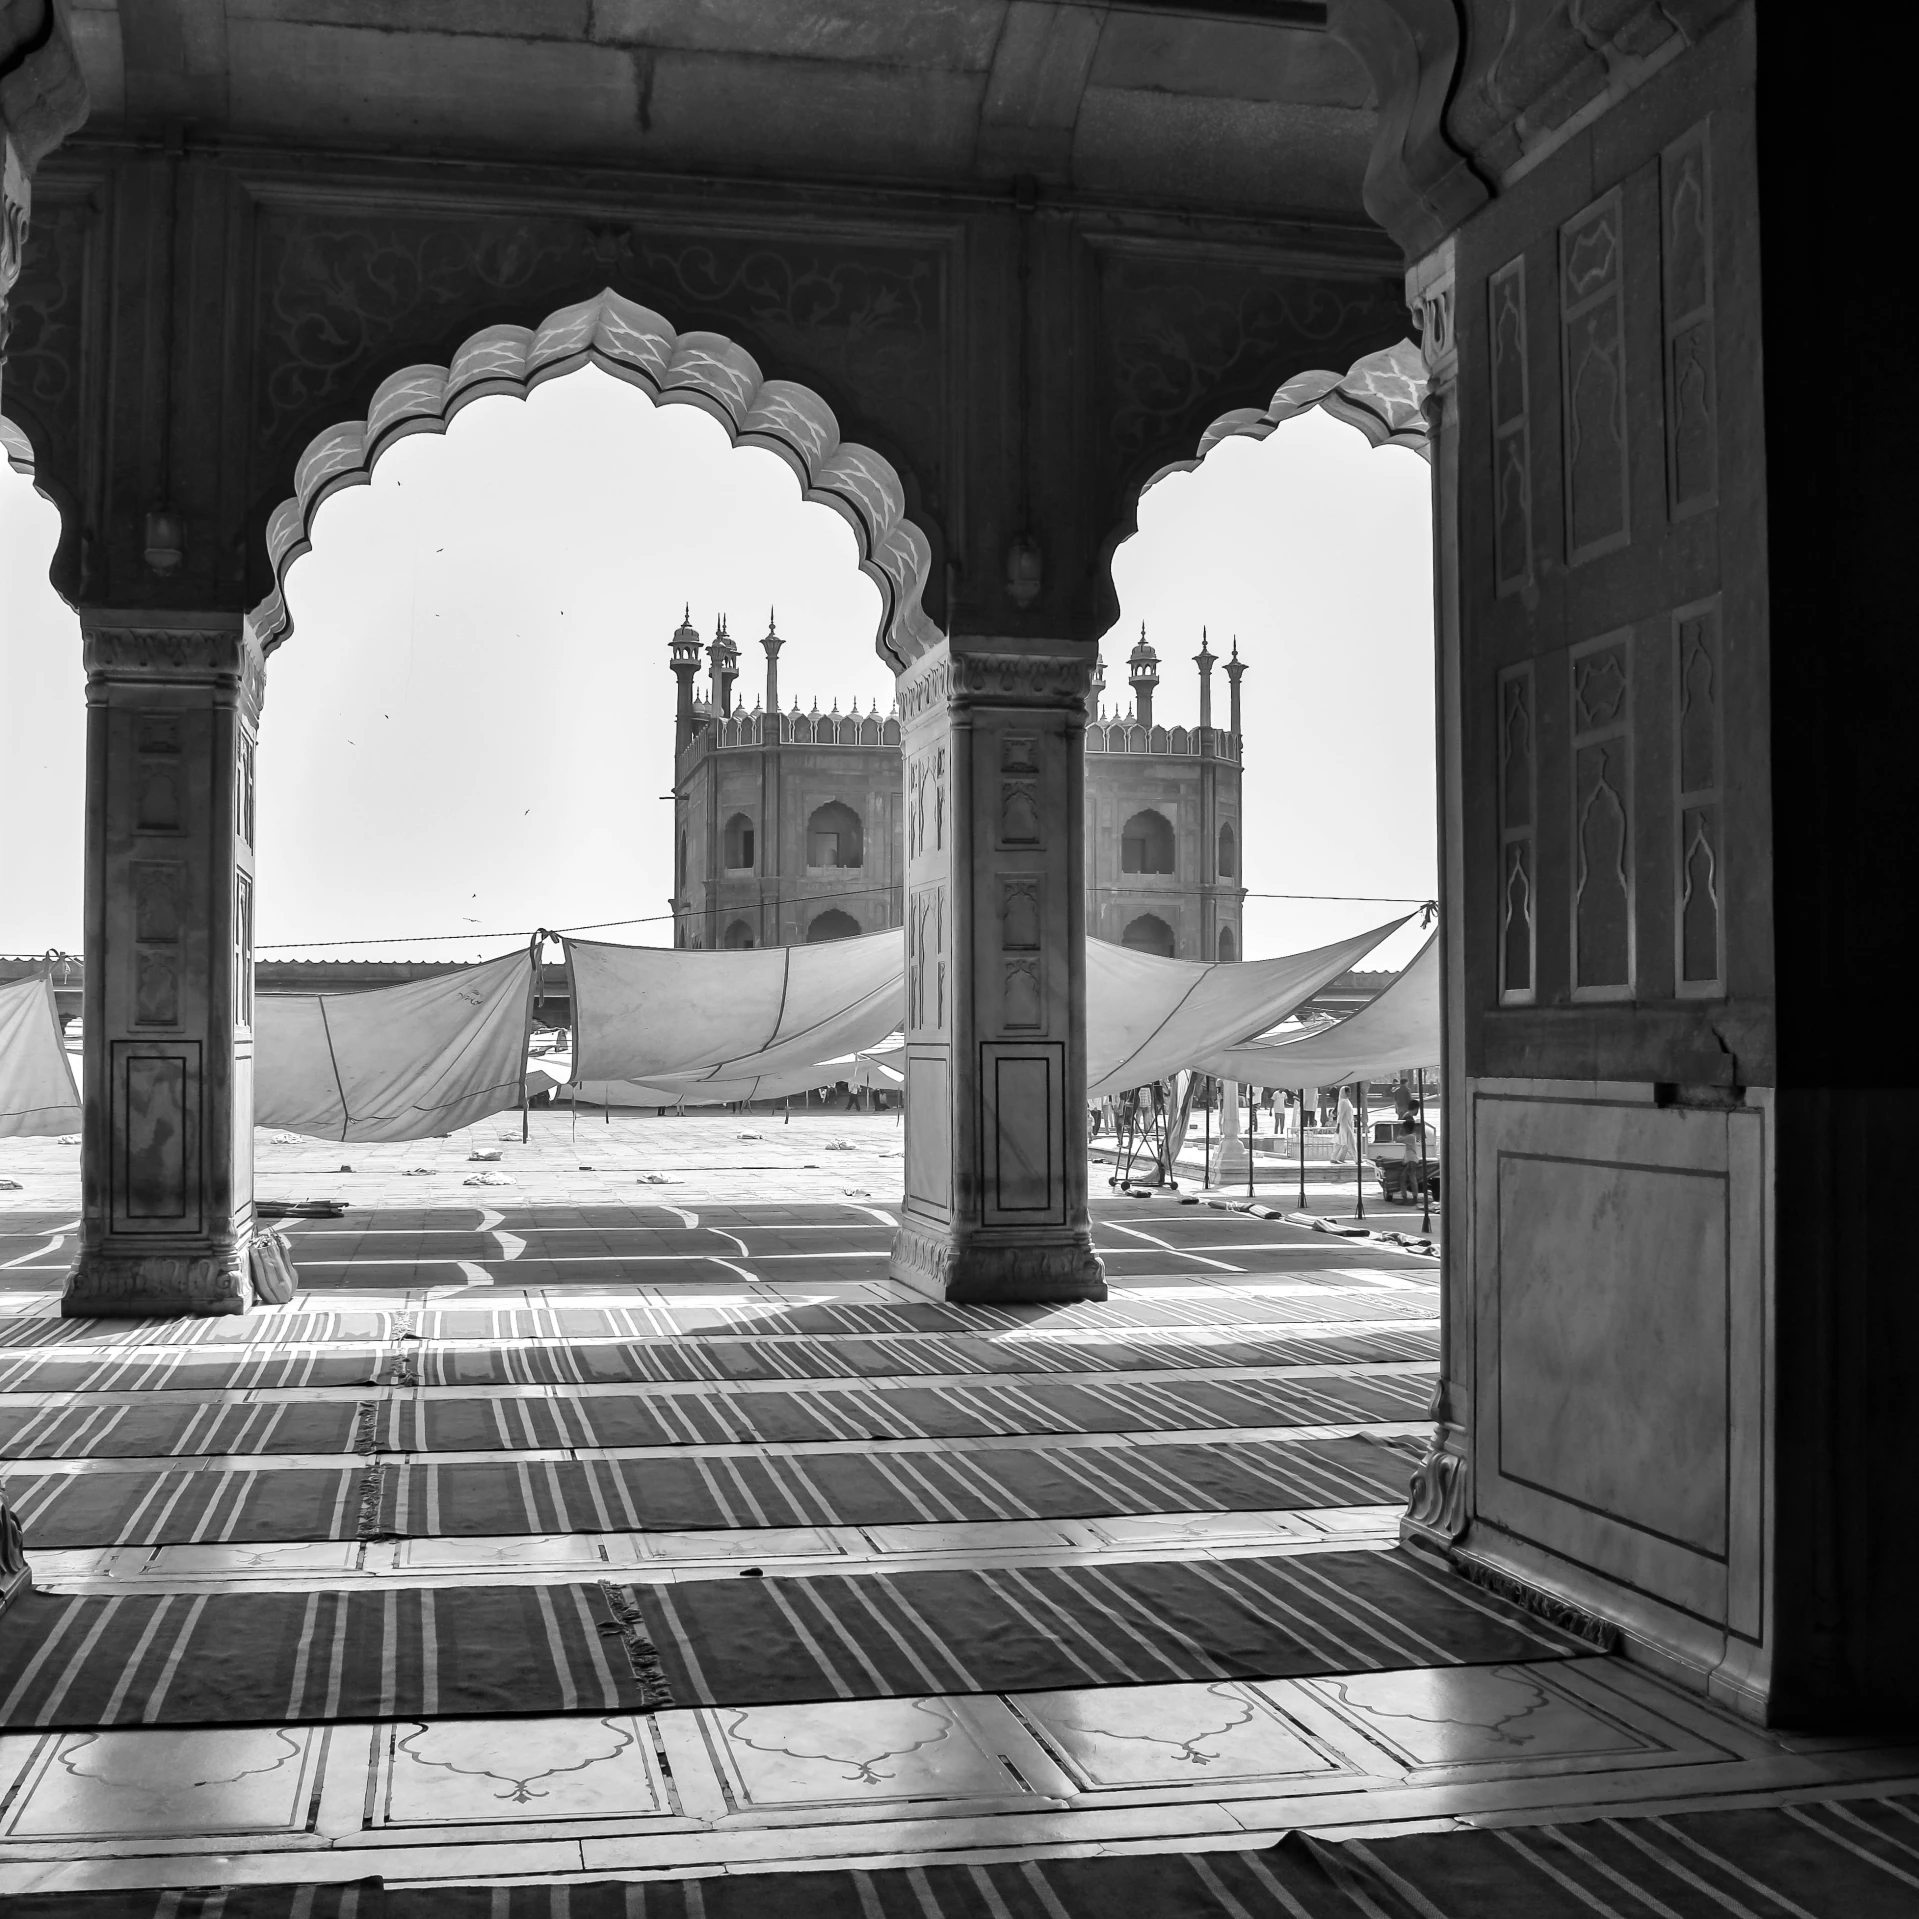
[79,612,268,722]
[949,646,1099,713]
[1407,235,1458,403]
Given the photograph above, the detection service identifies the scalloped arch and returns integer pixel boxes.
[249,289,941,673]
[1140,339,1431,503]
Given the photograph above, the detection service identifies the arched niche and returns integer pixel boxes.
[722,918,756,950]
[807,800,863,871]
[1218,821,1237,879]
[249,290,942,674]
[1122,913,1176,958]
[1121,809,1175,876]
[723,812,756,871]
[1217,926,1238,964]
[806,907,861,944]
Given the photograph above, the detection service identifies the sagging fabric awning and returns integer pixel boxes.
[1195,929,1440,1089]
[565,930,904,1090]
[1085,918,1406,1098]
[254,950,536,1142]
[0,975,82,1139]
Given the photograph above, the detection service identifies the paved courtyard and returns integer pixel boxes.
[0,1117,1913,1905]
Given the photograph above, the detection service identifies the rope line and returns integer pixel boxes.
[247,889,1436,951]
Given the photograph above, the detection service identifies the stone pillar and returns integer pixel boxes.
[891,641,1105,1302]
[1212,1081,1248,1180]
[1400,240,1470,1554]
[63,614,263,1318]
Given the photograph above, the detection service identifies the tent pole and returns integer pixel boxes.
[1354,1080,1365,1221]
[1204,1077,1211,1190]
[1297,1089,1307,1211]
[1245,1080,1253,1200]
[1418,1066,1432,1236]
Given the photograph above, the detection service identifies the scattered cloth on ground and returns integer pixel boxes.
[0,975,82,1140]
[254,951,536,1143]
[469,1149,503,1162]
[255,1200,346,1219]
[464,1171,513,1187]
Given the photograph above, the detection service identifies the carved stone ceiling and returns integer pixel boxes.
[63,0,1378,216]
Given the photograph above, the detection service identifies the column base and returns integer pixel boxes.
[890,1218,1107,1303]
[0,1496,32,1618]
[62,1245,253,1318]
[1400,1425,1471,1558]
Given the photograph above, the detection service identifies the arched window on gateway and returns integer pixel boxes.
[1120,809,1175,875]
[723,813,755,871]
[808,800,863,870]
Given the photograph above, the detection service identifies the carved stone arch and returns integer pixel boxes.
[1144,340,1433,505]
[248,289,942,673]
[0,409,80,590]
[1324,0,1485,261]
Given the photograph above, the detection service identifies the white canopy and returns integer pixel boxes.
[0,975,82,1139]
[255,951,536,1141]
[1195,929,1440,1089]
[1085,917,1405,1097]
[566,1033,905,1110]
[566,930,904,1088]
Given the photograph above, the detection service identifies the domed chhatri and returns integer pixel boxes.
[668,612,1244,963]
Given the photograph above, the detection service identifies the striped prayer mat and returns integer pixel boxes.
[385,1802,1919,1914]
[0,1372,1433,1461]
[18,1801,1919,1917]
[7,1885,378,1919]
[0,1325,1439,1396]
[0,1548,1578,1728]
[2,1433,1419,1547]
[0,1294,1437,1353]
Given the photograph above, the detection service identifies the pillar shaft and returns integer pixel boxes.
[63,613,262,1317]
[891,641,1105,1302]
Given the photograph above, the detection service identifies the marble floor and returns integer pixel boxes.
[0,1117,1915,1901]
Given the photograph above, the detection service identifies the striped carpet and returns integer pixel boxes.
[0,1547,1578,1728]
[0,1324,1438,1396]
[14,1798,1919,1916]
[0,1432,1420,1547]
[0,1371,1432,1458]
[0,1291,1439,1349]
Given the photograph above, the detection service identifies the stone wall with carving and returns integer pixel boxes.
[14,143,1406,651]
[1435,8,1784,1712]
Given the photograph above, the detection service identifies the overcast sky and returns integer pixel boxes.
[0,368,1434,971]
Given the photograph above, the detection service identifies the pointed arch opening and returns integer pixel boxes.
[251,290,941,674]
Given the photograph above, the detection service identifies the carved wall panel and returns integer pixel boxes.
[1559,191,1631,566]
[252,211,949,509]
[981,1043,1064,1225]
[1473,1086,1765,1637]
[1673,597,1725,997]
[1661,122,1718,522]
[998,734,1041,848]
[112,1043,201,1233]
[1488,257,1533,597]
[1497,664,1536,1005]
[1093,242,1406,499]
[1570,631,1634,1000]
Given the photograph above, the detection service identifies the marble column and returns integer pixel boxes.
[0,129,30,1612]
[1399,240,1470,1555]
[62,613,263,1318]
[890,640,1105,1303]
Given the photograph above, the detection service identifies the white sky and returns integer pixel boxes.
[0,369,1434,972]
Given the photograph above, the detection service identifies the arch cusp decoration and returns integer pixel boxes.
[1143,339,1431,500]
[250,290,940,672]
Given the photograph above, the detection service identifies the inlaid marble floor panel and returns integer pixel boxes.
[24,1506,1407,1594]
[3,1658,1915,1896]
